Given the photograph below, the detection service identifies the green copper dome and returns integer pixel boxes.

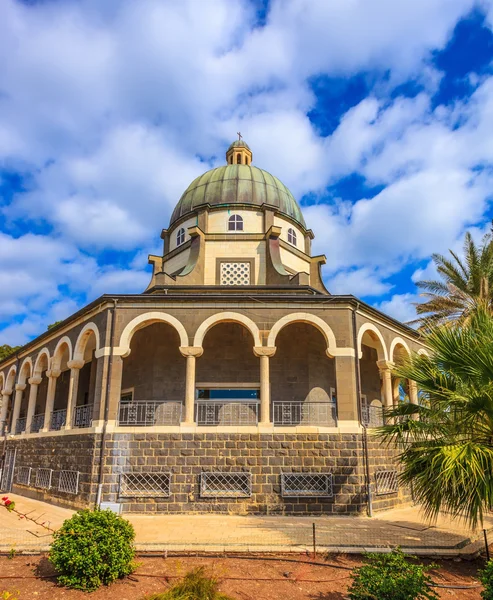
[170,164,306,228]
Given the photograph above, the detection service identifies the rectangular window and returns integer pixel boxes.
[375,470,399,495]
[35,468,53,489]
[58,471,79,495]
[200,471,251,497]
[119,472,171,498]
[16,466,31,486]
[281,473,333,497]
[120,390,133,403]
[197,388,259,400]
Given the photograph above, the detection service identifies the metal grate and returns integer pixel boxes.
[50,409,66,431]
[362,405,384,427]
[15,417,26,435]
[119,472,171,498]
[220,262,250,285]
[375,470,399,495]
[73,404,92,428]
[0,448,16,492]
[31,413,45,433]
[58,470,79,494]
[16,466,31,486]
[35,468,53,489]
[273,402,337,426]
[200,471,251,498]
[281,472,333,497]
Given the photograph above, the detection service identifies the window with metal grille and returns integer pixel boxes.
[119,472,171,498]
[176,227,185,246]
[287,227,297,246]
[16,466,31,486]
[220,261,250,285]
[281,473,333,497]
[200,471,251,498]
[35,468,52,489]
[228,214,243,231]
[58,471,79,494]
[375,470,399,495]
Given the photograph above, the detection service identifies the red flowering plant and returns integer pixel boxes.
[1,496,15,512]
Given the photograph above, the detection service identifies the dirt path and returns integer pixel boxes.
[0,554,484,599]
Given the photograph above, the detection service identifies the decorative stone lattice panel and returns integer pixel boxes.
[16,466,31,486]
[220,262,250,286]
[58,470,80,495]
[35,468,53,489]
[200,471,252,497]
[281,473,333,497]
[375,470,399,495]
[119,472,171,498]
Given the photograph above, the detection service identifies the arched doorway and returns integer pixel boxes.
[195,322,259,425]
[359,328,386,427]
[270,322,337,426]
[32,351,49,432]
[51,341,71,430]
[15,360,32,434]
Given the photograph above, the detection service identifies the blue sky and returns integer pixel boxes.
[1,0,493,344]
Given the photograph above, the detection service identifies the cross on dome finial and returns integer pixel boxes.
[237,131,242,141]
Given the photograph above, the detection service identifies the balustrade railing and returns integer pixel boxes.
[31,413,45,433]
[195,400,259,426]
[73,404,93,428]
[272,401,337,426]
[50,408,67,431]
[118,401,183,426]
[361,405,385,427]
[15,417,27,435]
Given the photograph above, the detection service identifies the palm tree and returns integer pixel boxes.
[377,308,493,528]
[412,227,493,329]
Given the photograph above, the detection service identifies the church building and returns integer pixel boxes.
[0,140,425,515]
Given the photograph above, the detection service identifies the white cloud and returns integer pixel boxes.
[328,267,393,297]
[375,293,421,324]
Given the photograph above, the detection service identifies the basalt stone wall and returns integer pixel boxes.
[100,433,409,515]
[6,434,100,510]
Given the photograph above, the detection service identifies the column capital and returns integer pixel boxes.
[67,359,85,370]
[179,346,203,358]
[1,388,13,396]
[46,369,61,379]
[253,346,276,358]
[28,377,42,386]
[15,383,26,392]
[377,360,395,373]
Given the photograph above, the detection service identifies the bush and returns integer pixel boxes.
[49,508,136,591]
[480,559,493,600]
[145,567,234,600]
[347,549,439,600]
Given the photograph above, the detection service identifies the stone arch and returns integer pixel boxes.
[18,357,33,384]
[357,322,388,361]
[33,349,51,378]
[194,312,262,348]
[52,336,73,371]
[74,322,101,362]
[119,312,188,356]
[267,313,338,356]
[389,337,411,363]
[5,365,16,392]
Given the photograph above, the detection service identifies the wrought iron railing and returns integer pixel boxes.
[15,417,27,435]
[73,404,93,428]
[272,402,337,426]
[50,408,67,431]
[31,413,45,433]
[196,400,259,426]
[118,401,183,426]
[361,405,385,427]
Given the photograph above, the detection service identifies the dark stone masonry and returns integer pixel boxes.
[6,433,410,514]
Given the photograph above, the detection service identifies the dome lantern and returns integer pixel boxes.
[226,134,252,166]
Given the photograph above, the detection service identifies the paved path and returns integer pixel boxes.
[1,494,492,556]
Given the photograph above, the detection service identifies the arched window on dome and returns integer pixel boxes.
[287,227,297,246]
[236,154,242,164]
[176,227,185,246]
[228,214,243,232]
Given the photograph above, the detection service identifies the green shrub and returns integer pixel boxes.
[145,567,234,600]
[347,548,439,600]
[49,508,136,591]
[480,559,493,600]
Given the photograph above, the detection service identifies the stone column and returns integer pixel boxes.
[64,359,85,430]
[254,347,276,425]
[92,354,109,426]
[11,383,26,434]
[377,360,394,408]
[25,377,42,433]
[42,369,61,432]
[179,347,203,425]
[409,380,419,405]
[334,354,359,423]
[106,355,123,422]
[0,389,12,433]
